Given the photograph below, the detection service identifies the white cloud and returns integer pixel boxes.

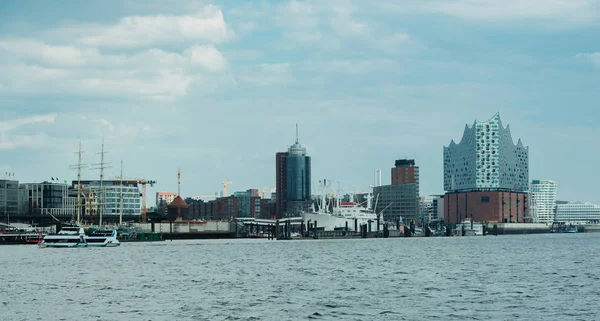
[0,114,57,151]
[78,5,235,48]
[376,0,600,27]
[575,52,600,67]
[186,45,228,72]
[0,40,231,101]
[0,40,102,67]
[0,114,57,132]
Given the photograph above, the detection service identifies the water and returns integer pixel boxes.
[2,234,600,321]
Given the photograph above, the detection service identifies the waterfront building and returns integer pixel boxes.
[431,195,444,221]
[75,179,142,219]
[167,196,189,221]
[555,202,600,224]
[529,180,558,223]
[443,113,529,223]
[234,189,261,218]
[419,197,433,223]
[156,192,178,206]
[209,196,238,220]
[373,159,420,222]
[373,183,419,223]
[20,181,77,219]
[0,179,28,220]
[286,137,311,211]
[275,127,312,218]
[260,198,276,219]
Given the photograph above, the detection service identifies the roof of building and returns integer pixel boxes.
[168,196,188,207]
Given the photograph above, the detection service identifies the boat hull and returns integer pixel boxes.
[40,241,121,248]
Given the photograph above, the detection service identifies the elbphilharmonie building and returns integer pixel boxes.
[443,113,529,223]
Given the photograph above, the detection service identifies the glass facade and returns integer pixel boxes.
[20,182,76,217]
[373,184,419,222]
[444,113,529,192]
[286,142,311,201]
[0,180,22,216]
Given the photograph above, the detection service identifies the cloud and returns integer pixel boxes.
[78,5,235,48]
[0,114,58,150]
[185,45,228,72]
[237,63,293,86]
[375,0,600,27]
[575,52,600,67]
[0,40,231,101]
[0,114,57,132]
[0,40,101,67]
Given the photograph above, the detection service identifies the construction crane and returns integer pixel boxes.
[222,179,232,197]
[138,179,157,222]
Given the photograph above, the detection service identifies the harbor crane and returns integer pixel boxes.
[222,179,232,197]
[138,179,156,222]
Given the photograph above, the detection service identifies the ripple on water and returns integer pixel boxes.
[2,235,600,320]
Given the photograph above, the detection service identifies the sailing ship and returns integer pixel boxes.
[301,180,386,232]
[39,140,120,248]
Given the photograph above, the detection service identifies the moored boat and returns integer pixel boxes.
[39,226,120,248]
[301,181,385,232]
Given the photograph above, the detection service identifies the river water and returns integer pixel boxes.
[2,233,599,321]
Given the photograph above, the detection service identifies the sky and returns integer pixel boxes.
[1,0,599,204]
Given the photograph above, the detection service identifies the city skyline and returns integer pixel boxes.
[1,0,599,204]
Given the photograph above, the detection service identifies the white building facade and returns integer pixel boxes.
[77,180,141,217]
[529,180,558,223]
[555,202,600,224]
[443,113,529,192]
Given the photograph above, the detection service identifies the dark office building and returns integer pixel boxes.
[373,183,419,222]
[275,127,312,218]
[286,141,311,202]
[372,159,420,222]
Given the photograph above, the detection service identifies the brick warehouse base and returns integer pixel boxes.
[444,191,528,224]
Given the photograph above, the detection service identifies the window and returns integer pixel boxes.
[481,196,490,203]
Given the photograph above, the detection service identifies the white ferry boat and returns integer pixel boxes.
[39,226,121,248]
[301,182,385,232]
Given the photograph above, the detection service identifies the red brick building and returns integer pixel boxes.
[444,191,528,223]
[391,159,419,185]
[275,152,288,219]
[200,196,238,220]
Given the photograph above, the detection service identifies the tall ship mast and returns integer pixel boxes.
[119,160,124,226]
[70,140,87,225]
[92,138,111,226]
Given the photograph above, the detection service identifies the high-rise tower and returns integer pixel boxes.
[529,180,558,223]
[275,125,312,218]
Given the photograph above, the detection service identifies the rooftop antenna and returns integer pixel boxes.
[70,140,88,225]
[178,168,181,197]
[295,123,299,144]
